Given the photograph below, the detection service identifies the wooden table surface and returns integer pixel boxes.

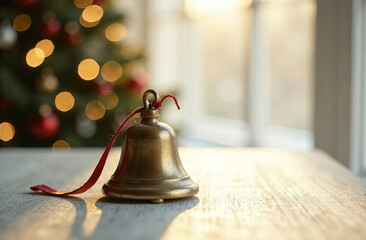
[0,148,365,240]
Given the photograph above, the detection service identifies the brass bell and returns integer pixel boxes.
[103,89,199,203]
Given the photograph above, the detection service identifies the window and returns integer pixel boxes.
[123,0,365,175]
[146,0,316,149]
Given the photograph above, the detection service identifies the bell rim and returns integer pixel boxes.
[102,182,199,200]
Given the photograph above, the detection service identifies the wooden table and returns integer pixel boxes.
[0,148,365,240]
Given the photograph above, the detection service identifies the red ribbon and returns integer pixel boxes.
[30,95,180,196]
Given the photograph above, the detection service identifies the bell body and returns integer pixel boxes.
[103,108,199,202]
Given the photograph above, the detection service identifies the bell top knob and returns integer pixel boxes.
[141,89,160,124]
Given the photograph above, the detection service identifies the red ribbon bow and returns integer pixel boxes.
[30,94,180,196]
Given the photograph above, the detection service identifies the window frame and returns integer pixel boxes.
[350,0,366,175]
[314,0,366,176]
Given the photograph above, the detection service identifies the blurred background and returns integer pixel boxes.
[0,0,365,176]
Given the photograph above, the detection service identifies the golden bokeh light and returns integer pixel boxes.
[43,77,58,91]
[74,0,93,8]
[101,61,123,82]
[82,5,103,23]
[105,23,126,42]
[26,48,45,67]
[55,91,75,112]
[36,39,54,57]
[78,59,100,80]
[0,122,15,142]
[13,14,31,32]
[52,140,71,149]
[79,15,100,28]
[85,101,105,120]
[98,91,119,110]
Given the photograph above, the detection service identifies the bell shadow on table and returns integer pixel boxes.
[22,192,89,240]
[88,196,200,240]
[23,193,198,240]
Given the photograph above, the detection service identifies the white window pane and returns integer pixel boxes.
[149,21,184,92]
[260,0,316,130]
[196,11,250,120]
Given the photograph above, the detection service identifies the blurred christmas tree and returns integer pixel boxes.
[0,0,149,147]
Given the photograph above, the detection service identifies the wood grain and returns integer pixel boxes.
[0,148,365,240]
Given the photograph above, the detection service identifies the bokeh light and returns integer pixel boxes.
[85,100,105,120]
[26,48,45,67]
[98,90,119,110]
[13,14,31,32]
[74,0,93,9]
[82,5,103,23]
[78,59,100,80]
[101,61,123,82]
[0,122,15,142]
[36,39,54,57]
[105,23,126,42]
[38,68,59,92]
[52,140,71,149]
[42,77,58,91]
[79,15,100,28]
[39,104,52,116]
[55,91,75,112]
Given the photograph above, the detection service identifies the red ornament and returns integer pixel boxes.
[127,77,146,95]
[40,19,61,39]
[13,0,38,9]
[64,31,84,46]
[29,113,60,140]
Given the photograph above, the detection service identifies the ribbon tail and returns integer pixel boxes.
[155,94,180,110]
[30,107,144,196]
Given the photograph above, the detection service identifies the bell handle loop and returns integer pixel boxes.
[143,89,160,109]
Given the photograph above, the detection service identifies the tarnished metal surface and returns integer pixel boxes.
[103,90,199,203]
